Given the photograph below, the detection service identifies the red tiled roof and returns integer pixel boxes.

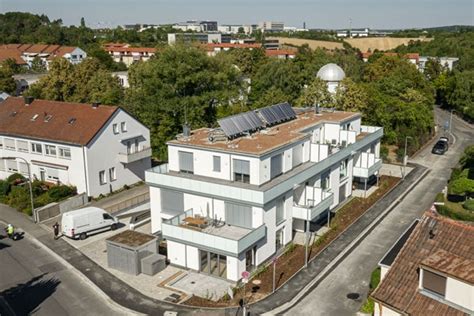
[0,49,27,65]
[0,97,118,146]
[107,47,156,53]
[103,42,130,48]
[362,51,420,62]
[207,43,262,49]
[265,49,297,57]
[421,249,474,284]
[0,44,81,60]
[371,211,474,315]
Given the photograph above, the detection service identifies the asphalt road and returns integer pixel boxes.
[0,222,130,316]
[285,107,474,316]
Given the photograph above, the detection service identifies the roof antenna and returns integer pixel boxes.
[183,105,190,137]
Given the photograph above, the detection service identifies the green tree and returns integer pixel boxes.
[424,58,443,81]
[125,45,242,158]
[27,57,124,105]
[334,78,368,112]
[252,87,289,109]
[446,70,474,120]
[296,77,331,108]
[30,56,47,73]
[224,48,267,76]
[1,58,20,74]
[80,17,86,28]
[0,67,16,94]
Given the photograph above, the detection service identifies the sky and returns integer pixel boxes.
[1,0,473,29]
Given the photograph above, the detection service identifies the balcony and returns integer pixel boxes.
[118,147,152,164]
[162,209,266,256]
[353,152,382,178]
[293,186,334,221]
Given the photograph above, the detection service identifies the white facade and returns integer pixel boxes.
[0,108,151,197]
[418,56,459,73]
[146,109,382,282]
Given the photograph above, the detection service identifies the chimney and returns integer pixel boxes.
[24,96,34,106]
[183,123,191,137]
[92,102,100,109]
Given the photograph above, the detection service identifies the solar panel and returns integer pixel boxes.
[218,111,264,138]
[258,103,297,126]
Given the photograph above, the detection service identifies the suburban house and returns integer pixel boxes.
[146,102,383,282]
[104,44,156,67]
[361,52,420,65]
[0,44,87,69]
[361,52,459,73]
[372,211,474,316]
[0,97,151,197]
[265,49,297,60]
[204,43,262,57]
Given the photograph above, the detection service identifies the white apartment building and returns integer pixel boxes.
[0,97,151,197]
[146,103,382,282]
[105,46,156,67]
[418,56,459,73]
[258,21,285,32]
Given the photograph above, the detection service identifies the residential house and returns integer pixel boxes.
[418,56,459,73]
[0,97,151,197]
[0,44,87,69]
[146,103,383,281]
[265,49,297,60]
[372,211,474,315]
[104,46,156,67]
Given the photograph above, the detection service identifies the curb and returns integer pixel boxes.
[0,219,144,316]
[265,167,431,315]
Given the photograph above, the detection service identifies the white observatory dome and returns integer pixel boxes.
[316,63,346,82]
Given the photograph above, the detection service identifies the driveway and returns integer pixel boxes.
[283,107,474,315]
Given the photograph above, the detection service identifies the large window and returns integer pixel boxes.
[6,160,17,172]
[121,122,127,132]
[45,145,57,156]
[340,159,348,178]
[99,170,106,185]
[422,269,446,296]
[292,144,303,167]
[178,151,194,174]
[276,228,284,251]
[113,123,119,134]
[58,147,71,159]
[109,167,116,181]
[321,172,330,190]
[4,138,15,150]
[17,140,28,153]
[161,189,184,214]
[276,197,285,225]
[270,154,283,179]
[225,202,252,228]
[233,159,250,183]
[31,142,42,154]
[213,156,221,172]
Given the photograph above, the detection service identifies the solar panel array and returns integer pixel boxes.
[218,111,264,138]
[258,102,296,125]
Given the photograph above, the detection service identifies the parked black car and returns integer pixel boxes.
[432,137,449,155]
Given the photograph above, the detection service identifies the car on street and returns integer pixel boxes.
[432,137,449,155]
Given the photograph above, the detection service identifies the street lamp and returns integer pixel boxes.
[403,136,412,180]
[2,157,35,222]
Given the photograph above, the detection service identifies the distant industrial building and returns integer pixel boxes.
[172,20,218,32]
[336,28,393,38]
[258,21,285,32]
[168,33,231,45]
[217,24,254,35]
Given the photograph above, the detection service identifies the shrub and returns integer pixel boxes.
[7,186,31,214]
[448,177,474,195]
[7,173,25,184]
[48,185,76,201]
[380,145,389,161]
[463,199,474,212]
[0,180,11,200]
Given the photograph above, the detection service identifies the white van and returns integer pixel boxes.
[61,207,119,240]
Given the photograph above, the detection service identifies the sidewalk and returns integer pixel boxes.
[0,164,426,315]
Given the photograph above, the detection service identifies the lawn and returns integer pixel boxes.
[359,267,381,314]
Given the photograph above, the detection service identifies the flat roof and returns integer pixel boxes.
[379,220,419,267]
[107,230,156,248]
[168,110,360,156]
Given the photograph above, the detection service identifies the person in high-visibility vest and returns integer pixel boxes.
[6,224,14,238]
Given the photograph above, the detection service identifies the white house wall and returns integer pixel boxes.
[150,186,162,233]
[167,240,186,266]
[85,109,151,197]
[445,277,474,311]
[0,136,87,194]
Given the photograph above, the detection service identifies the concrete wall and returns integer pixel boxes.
[150,186,162,233]
[86,109,151,197]
[186,245,200,271]
[167,240,186,266]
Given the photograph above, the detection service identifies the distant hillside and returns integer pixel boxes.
[345,37,432,52]
[273,36,432,52]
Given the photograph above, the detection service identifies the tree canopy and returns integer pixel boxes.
[27,57,124,105]
[125,45,242,158]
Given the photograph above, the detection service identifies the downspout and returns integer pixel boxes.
[82,145,90,197]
